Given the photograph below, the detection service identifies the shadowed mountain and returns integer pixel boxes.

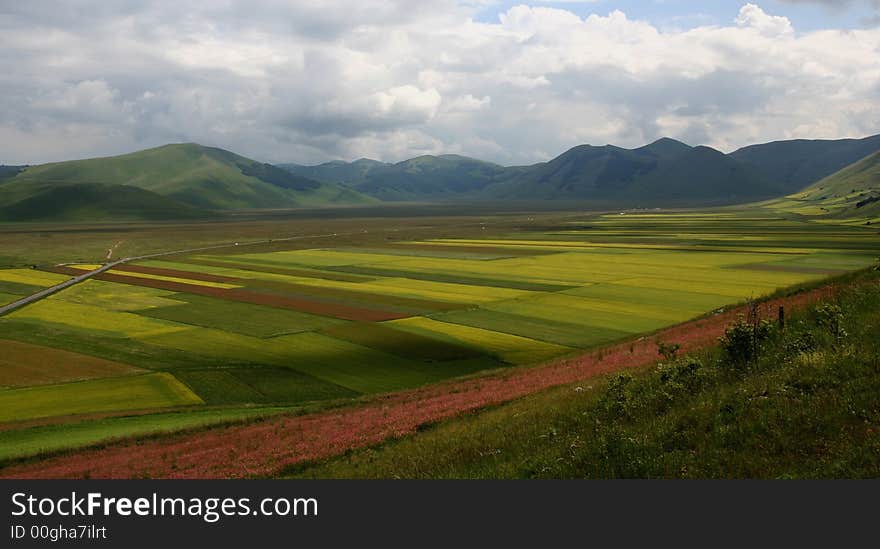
[0,182,207,222]
[731,133,880,193]
[487,138,732,202]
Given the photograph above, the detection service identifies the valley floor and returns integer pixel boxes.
[0,207,878,477]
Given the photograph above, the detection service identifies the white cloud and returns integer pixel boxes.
[735,3,795,36]
[0,2,878,165]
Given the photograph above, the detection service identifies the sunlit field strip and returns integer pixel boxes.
[52,279,183,311]
[0,373,203,423]
[65,264,240,289]
[0,406,292,462]
[136,258,532,304]
[0,268,70,287]
[7,298,190,338]
[416,239,819,255]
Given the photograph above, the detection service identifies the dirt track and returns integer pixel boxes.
[0,285,837,479]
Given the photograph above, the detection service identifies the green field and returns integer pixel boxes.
[0,406,291,463]
[1,208,878,462]
[0,373,202,423]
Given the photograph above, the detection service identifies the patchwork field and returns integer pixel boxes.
[0,209,878,463]
[0,268,70,306]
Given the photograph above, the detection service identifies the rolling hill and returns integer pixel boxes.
[765,151,880,222]
[5,144,374,216]
[730,133,880,193]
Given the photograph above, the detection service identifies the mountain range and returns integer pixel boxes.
[1,133,878,222]
[282,133,880,206]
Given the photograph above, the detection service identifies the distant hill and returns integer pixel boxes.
[281,158,389,186]
[731,134,880,193]
[8,143,375,212]
[765,151,880,221]
[285,155,509,201]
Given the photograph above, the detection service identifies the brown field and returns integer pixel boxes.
[0,339,144,388]
[113,264,242,283]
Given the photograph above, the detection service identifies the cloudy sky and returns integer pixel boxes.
[1,1,879,165]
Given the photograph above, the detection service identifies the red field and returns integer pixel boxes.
[0,283,838,479]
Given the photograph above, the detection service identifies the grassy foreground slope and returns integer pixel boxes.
[765,151,880,223]
[293,269,880,479]
[3,143,374,217]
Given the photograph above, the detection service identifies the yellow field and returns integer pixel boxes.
[0,269,70,287]
[8,298,189,338]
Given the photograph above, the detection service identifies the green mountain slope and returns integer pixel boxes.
[0,181,206,222]
[766,151,880,221]
[11,143,374,210]
[731,133,880,192]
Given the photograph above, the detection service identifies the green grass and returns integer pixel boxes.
[136,293,345,337]
[290,270,880,479]
[388,317,573,365]
[0,406,291,463]
[0,373,203,423]
[434,308,651,348]
[171,367,357,405]
[321,322,487,362]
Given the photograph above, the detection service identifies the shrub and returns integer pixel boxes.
[657,341,681,362]
[814,303,847,344]
[599,373,634,419]
[719,314,772,367]
[658,357,704,393]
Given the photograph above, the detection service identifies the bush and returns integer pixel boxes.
[599,373,634,419]
[657,341,681,362]
[719,314,772,367]
[815,303,847,345]
[783,327,819,358]
[658,358,704,392]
